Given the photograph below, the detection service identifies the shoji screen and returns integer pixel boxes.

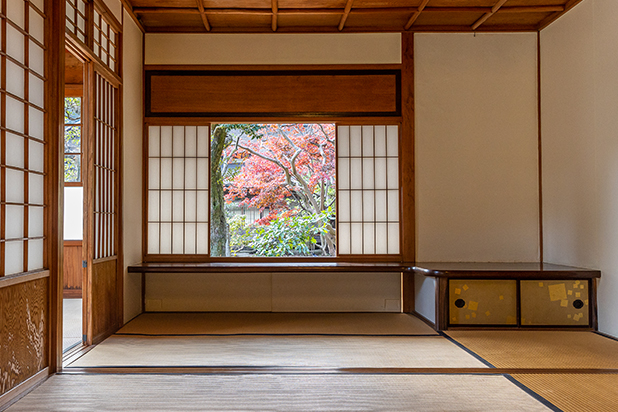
[65,0,86,43]
[147,126,210,255]
[93,73,118,260]
[1,0,46,276]
[93,6,119,74]
[338,125,400,255]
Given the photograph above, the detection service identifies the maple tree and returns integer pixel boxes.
[210,124,337,257]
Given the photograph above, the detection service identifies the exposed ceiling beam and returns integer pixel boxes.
[272,0,278,32]
[195,0,211,31]
[338,0,355,31]
[537,0,584,30]
[471,0,508,30]
[404,0,429,30]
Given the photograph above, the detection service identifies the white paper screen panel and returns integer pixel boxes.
[338,125,400,255]
[1,0,47,276]
[148,126,210,255]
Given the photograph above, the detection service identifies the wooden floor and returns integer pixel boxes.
[7,313,618,411]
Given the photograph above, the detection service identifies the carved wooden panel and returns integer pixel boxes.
[91,259,118,343]
[146,70,401,118]
[0,278,48,396]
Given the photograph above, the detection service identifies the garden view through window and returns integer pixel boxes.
[210,124,337,257]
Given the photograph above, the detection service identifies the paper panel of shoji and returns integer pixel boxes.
[148,126,210,255]
[65,0,87,43]
[1,0,47,276]
[337,125,400,255]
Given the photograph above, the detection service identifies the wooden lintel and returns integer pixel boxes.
[272,0,278,32]
[404,0,429,30]
[195,0,211,31]
[338,0,355,31]
[471,0,508,30]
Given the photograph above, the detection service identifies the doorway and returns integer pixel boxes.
[63,48,85,352]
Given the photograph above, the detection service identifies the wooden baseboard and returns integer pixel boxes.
[413,310,437,330]
[0,367,49,411]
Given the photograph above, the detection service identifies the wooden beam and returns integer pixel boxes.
[195,0,211,31]
[404,0,429,30]
[272,0,278,32]
[338,0,354,31]
[499,6,564,13]
[537,0,584,31]
[471,0,508,30]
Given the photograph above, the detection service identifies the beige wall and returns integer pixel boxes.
[102,0,123,24]
[122,9,143,323]
[145,272,401,312]
[541,0,618,338]
[145,33,401,65]
[414,33,540,262]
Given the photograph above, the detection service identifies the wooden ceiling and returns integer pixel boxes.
[124,0,583,33]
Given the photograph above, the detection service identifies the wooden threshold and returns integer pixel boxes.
[0,368,49,410]
[60,366,618,375]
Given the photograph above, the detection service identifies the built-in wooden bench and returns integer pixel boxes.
[410,262,601,331]
[128,261,408,312]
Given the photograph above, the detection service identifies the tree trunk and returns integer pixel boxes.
[210,126,230,256]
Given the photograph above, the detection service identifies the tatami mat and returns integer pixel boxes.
[7,374,554,411]
[117,312,437,336]
[512,374,618,412]
[68,335,487,368]
[446,330,618,369]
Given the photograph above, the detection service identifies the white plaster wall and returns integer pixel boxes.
[415,33,540,262]
[102,0,123,24]
[145,272,401,312]
[122,9,143,323]
[414,274,436,325]
[145,33,401,65]
[541,0,618,338]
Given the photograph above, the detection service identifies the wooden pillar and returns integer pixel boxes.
[401,32,415,312]
[47,0,66,372]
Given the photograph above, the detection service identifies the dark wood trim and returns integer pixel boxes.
[129,261,406,274]
[400,32,414,264]
[402,272,414,314]
[411,263,601,279]
[436,277,449,331]
[590,278,599,330]
[59,366,618,375]
[144,64,403,72]
[537,32,543,263]
[0,269,50,289]
[48,0,66,374]
[144,116,403,125]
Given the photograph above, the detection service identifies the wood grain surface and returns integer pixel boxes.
[0,278,48,396]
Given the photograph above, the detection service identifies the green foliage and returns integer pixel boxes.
[250,209,334,257]
[228,215,254,256]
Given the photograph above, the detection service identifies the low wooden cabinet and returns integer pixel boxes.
[412,263,600,331]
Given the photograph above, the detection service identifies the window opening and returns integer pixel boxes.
[210,124,336,257]
[64,97,82,183]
